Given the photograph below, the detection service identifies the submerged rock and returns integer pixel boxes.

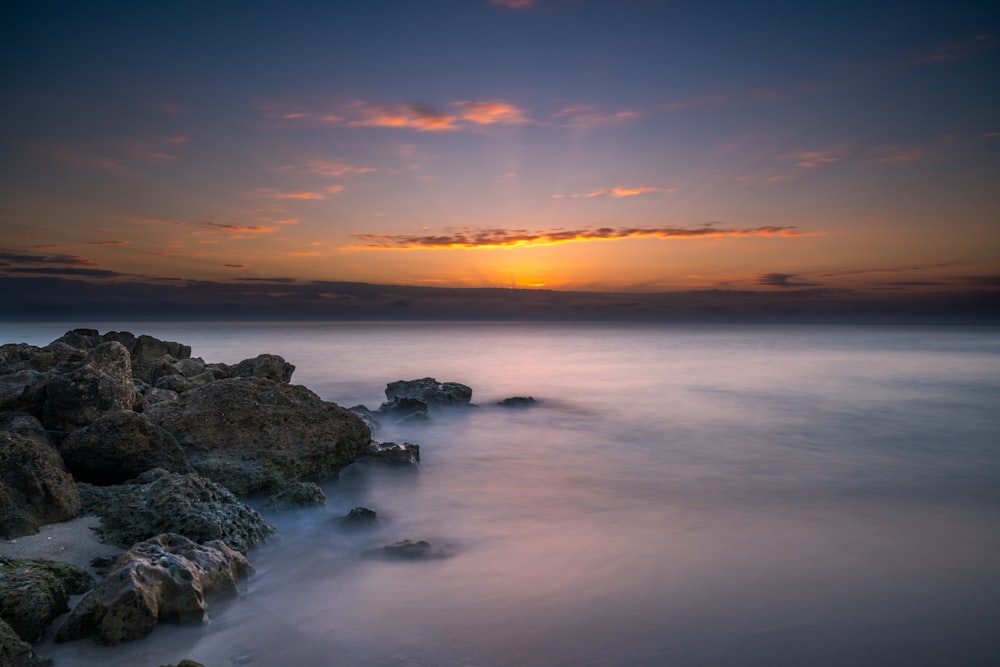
[376,396,429,423]
[361,539,452,561]
[145,377,370,496]
[497,396,536,408]
[364,441,420,466]
[263,482,326,510]
[0,557,94,643]
[341,507,379,527]
[384,377,473,406]
[81,469,274,554]
[55,533,251,645]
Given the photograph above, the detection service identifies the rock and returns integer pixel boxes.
[0,557,94,643]
[342,507,379,527]
[160,660,206,667]
[384,377,473,406]
[55,533,251,645]
[376,396,429,422]
[49,330,192,385]
[0,618,46,667]
[361,539,452,561]
[229,354,295,383]
[0,430,81,539]
[80,469,274,554]
[498,396,536,407]
[42,341,134,439]
[348,405,381,432]
[58,411,192,485]
[143,386,179,406]
[145,377,370,496]
[364,441,420,466]
[263,482,326,511]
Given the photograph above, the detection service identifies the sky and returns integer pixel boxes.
[1,0,999,320]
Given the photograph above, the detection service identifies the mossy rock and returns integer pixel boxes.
[0,557,94,642]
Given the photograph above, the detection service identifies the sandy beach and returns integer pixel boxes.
[0,515,118,570]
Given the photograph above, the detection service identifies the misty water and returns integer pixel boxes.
[7,321,1000,666]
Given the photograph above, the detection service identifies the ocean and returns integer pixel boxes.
[5,321,1000,666]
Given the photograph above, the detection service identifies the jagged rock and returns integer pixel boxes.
[50,330,192,385]
[349,405,381,432]
[42,341,133,439]
[0,618,46,667]
[263,482,326,511]
[55,533,251,645]
[0,557,94,643]
[145,377,370,496]
[143,386,179,405]
[364,441,420,466]
[361,539,452,561]
[376,396,429,422]
[80,469,274,554]
[58,411,192,485]
[342,507,379,527]
[498,396,537,407]
[229,354,295,383]
[384,377,473,406]
[0,429,81,539]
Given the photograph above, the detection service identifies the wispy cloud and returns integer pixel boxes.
[345,102,460,131]
[869,145,926,163]
[554,186,663,199]
[300,159,375,177]
[260,189,328,200]
[348,224,808,249]
[551,104,640,129]
[0,249,120,278]
[791,148,846,169]
[87,240,130,246]
[914,34,993,64]
[223,263,250,269]
[133,216,281,237]
[756,273,819,288]
[455,100,531,125]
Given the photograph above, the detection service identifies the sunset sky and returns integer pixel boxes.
[2,1,998,319]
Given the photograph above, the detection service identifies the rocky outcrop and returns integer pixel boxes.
[383,377,473,407]
[81,469,274,554]
[375,396,429,423]
[59,411,192,485]
[228,354,295,383]
[342,507,379,527]
[0,618,45,667]
[146,377,370,496]
[363,441,421,466]
[263,482,326,511]
[42,341,134,439]
[0,557,94,643]
[55,533,251,645]
[0,420,81,539]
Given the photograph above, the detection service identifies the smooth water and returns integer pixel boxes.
[5,321,1000,666]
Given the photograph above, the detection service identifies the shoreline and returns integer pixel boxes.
[0,516,115,571]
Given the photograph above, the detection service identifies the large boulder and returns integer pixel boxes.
[0,426,81,539]
[0,342,85,417]
[80,469,274,554]
[383,377,473,406]
[49,329,192,385]
[0,618,45,667]
[145,377,370,496]
[229,354,295,383]
[55,533,250,645]
[42,341,133,438]
[59,411,192,485]
[0,557,94,643]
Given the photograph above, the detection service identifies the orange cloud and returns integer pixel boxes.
[346,102,460,131]
[203,222,279,235]
[87,240,130,246]
[348,224,808,249]
[555,186,661,199]
[871,145,926,163]
[262,190,327,200]
[793,149,843,169]
[302,159,375,176]
[454,100,530,125]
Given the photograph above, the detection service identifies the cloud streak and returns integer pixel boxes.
[348,224,808,249]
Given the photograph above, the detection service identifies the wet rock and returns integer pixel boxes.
[263,482,326,510]
[384,377,473,406]
[0,557,94,643]
[364,441,420,466]
[145,377,370,496]
[42,341,134,439]
[342,507,379,527]
[229,354,295,383]
[55,533,251,645]
[349,405,381,432]
[0,430,81,539]
[376,396,429,423]
[80,469,274,554]
[361,539,452,561]
[498,396,536,408]
[59,411,192,485]
[0,618,46,667]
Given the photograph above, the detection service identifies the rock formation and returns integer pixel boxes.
[0,557,94,643]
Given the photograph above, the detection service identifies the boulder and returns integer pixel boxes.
[498,396,537,408]
[55,533,251,645]
[263,482,326,511]
[376,396,429,422]
[58,411,192,485]
[341,507,379,527]
[80,469,274,554]
[229,354,295,383]
[0,618,45,667]
[364,441,420,466]
[384,377,473,406]
[0,557,94,643]
[145,377,370,496]
[49,330,192,385]
[361,539,452,561]
[42,341,133,439]
[0,429,81,539]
